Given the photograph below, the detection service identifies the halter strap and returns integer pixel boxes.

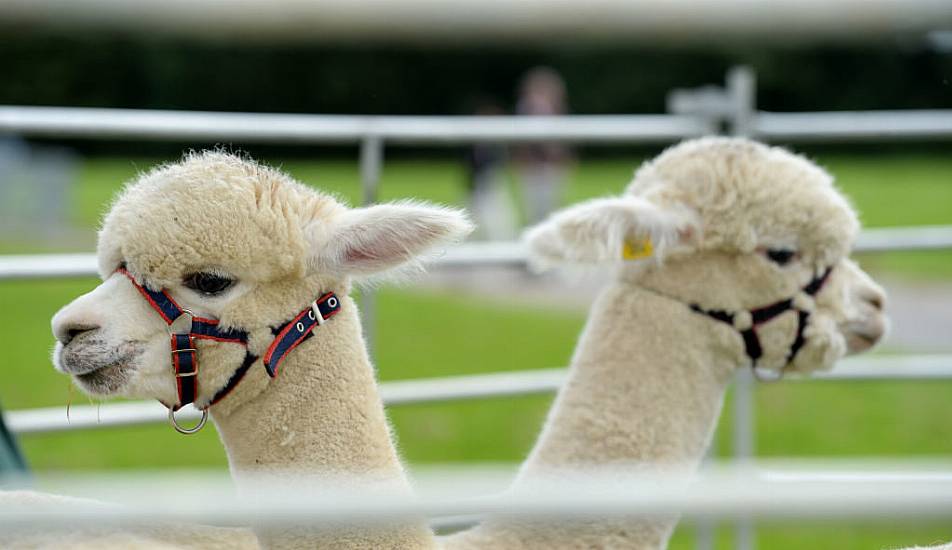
[118,268,249,344]
[263,293,341,377]
[689,266,832,380]
[116,268,340,425]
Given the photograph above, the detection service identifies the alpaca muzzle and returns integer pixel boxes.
[688,266,833,382]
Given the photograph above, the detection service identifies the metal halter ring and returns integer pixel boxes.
[752,366,785,383]
[169,408,209,435]
[168,309,194,335]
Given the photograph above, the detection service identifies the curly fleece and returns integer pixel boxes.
[42,151,474,549]
[446,137,887,549]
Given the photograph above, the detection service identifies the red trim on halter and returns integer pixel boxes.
[262,292,341,377]
[263,309,310,365]
[116,267,250,410]
[130,278,175,324]
[115,266,341,414]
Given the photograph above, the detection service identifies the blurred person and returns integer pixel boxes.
[515,66,573,225]
[0,138,76,242]
[464,100,517,241]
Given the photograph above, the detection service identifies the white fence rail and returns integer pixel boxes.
[4,105,952,145]
[2,79,951,549]
[2,467,952,530]
[0,107,715,144]
[3,225,952,280]
[8,354,952,436]
[755,110,952,142]
[0,106,952,145]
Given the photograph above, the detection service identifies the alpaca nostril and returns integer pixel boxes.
[62,325,98,346]
[866,293,885,312]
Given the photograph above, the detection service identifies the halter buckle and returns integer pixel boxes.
[169,407,208,435]
[752,366,785,383]
[168,309,194,335]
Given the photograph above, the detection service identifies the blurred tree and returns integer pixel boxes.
[1,30,950,154]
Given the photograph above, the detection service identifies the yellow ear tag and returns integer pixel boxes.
[622,238,653,260]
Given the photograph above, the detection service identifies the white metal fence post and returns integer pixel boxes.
[727,64,758,550]
[732,369,757,550]
[0,104,951,542]
[727,66,757,139]
[359,134,384,357]
[694,446,717,550]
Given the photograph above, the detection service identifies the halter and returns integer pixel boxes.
[687,267,833,382]
[116,268,341,434]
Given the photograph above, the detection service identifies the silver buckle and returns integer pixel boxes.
[168,310,197,377]
[168,309,194,335]
[171,348,198,375]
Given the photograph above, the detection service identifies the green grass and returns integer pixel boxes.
[35,153,947,278]
[2,153,952,548]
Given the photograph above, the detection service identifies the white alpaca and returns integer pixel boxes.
[444,137,889,549]
[11,142,908,549]
[0,490,257,549]
[39,151,473,548]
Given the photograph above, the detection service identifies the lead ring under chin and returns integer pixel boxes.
[169,407,208,435]
[752,366,784,383]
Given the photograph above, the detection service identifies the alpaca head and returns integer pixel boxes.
[51,151,473,406]
[525,137,886,376]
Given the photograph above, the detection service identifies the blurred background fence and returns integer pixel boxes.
[1,64,952,548]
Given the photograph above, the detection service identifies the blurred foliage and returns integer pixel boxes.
[2,32,951,118]
[2,32,952,548]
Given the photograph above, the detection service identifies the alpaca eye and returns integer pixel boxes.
[183,272,234,295]
[765,249,797,266]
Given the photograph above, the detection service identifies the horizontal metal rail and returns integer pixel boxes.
[8,355,951,435]
[0,106,714,144]
[4,106,952,146]
[8,369,569,435]
[2,225,951,281]
[2,467,952,529]
[755,110,952,141]
[852,224,952,253]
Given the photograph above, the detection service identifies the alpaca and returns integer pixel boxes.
[46,151,474,549]
[0,490,257,549]
[29,142,895,549]
[444,137,889,549]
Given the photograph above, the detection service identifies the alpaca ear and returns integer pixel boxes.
[308,201,474,276]
[522,196,696,269]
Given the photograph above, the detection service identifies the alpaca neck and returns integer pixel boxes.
[211,296,434,549]
[446,283,738,550]
[522,283,736,473]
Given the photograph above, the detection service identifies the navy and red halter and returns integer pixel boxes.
[117,267,341,433]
